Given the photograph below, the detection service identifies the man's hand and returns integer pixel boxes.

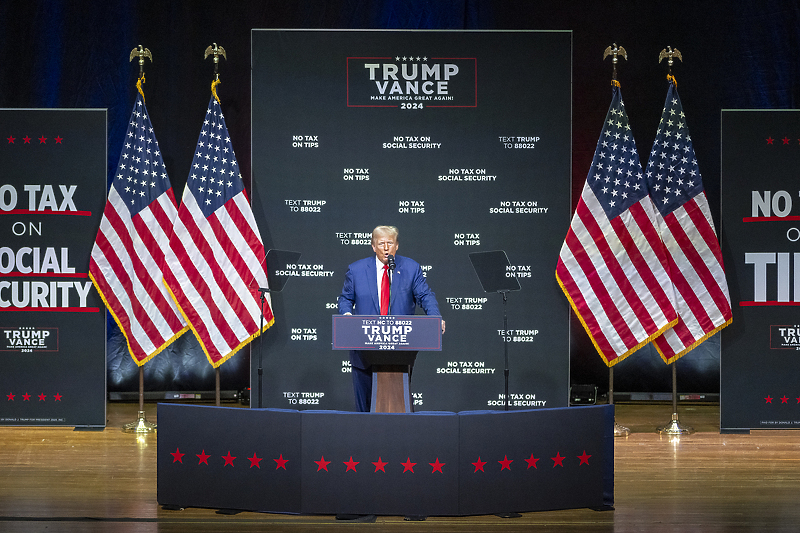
[441,320,446,334]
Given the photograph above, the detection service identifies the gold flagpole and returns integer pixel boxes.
[205,43,227,407]
[654,46,694,437]
[122,44,157,434]
[603,43,630,437]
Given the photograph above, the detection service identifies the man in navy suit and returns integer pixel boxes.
[338,225,444,412]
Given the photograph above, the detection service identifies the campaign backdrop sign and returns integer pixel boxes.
[0,109,106,427]
[721,110,800,431]
[251,30,571,412]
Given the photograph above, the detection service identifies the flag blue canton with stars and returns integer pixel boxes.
[645,82,705,217]
[586,86,648,220]
[187,96,244,218]
[114,94,171,216]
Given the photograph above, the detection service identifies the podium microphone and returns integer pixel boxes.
[387,254,396,271]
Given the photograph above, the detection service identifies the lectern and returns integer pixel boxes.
[332,315,442,413]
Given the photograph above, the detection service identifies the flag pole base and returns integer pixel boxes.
[657,413,694,435]
[614,419,630,437]
[122,410,157,433]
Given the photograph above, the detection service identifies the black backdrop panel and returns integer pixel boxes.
[0,109,106,427]
[251,30,571,412]
[721,110,800,431]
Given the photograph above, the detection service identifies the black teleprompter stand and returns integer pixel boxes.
[469,251,521,412]
[469,251,522,519]
[256,249,301,409]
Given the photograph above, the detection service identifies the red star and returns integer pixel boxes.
[372,457,388,473]
[783,137,790,145]
[498,455,513,471]
[765,395,773,404]
[472,457,487,473]
[429,457,445,474]
[39,136,47,144]
[525,454,539,469]
[222,451,236,467]
[22,393,31,401]
[796,397,800,404]
[196,450,210,465]
[551,452,565,467]
[343,456,359,472]
[6,136,14,144]
[315,456,331,472]
[54,393,62,401]
[38,393,47,401]
[578,450,592,465]
[54,136,63,144]
[401,457,416,473]
[171,448,185,463]
[248,453,262,468]
[23,136,31,144]
[6,392,14,401]
[274,454,288,470]
[766,137,774,144]
[781,396,789,404]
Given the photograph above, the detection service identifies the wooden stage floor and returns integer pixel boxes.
[1,402,799,532]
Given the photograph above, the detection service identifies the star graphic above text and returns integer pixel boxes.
[401,457,416,473]
[578,451,592,465]
[472,457,487,473]
[372,457,388,473]
[315,456,331,472]
[196,450,210,465]
[551,452,565,467]
[525,454,539,469]
[222,451,236,467]
[429,457,445,474]
[344,456,359,472]
[171,448,185,463]
[498,455,513,471]
[274,454,288,470]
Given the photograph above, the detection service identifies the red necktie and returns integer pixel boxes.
[380,264,390,315]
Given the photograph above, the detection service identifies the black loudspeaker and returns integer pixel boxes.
[569,385,597,405]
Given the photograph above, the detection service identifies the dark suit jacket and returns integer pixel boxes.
[338,254,441,369]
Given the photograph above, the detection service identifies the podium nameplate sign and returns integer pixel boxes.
[331,315,442,351]
[332,315,442,413]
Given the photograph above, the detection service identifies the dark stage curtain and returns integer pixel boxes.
[2,0,798,395]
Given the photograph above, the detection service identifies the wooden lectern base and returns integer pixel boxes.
[371,365,412,413]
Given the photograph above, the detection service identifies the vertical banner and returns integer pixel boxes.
[0,109,106,427]
[251,30,571,412]
[721,110,800,431]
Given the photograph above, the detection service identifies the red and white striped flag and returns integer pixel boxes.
[89,94,188,365]
[556,85,678,366]
[164,95,274,368]
[644,80,732,363]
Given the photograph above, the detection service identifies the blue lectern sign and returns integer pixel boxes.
[332,315,442,351]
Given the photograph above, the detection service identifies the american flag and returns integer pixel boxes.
[164,95,273,368]
[89,94,188,365]
[556,85,678,366]
[645,81,732,363]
